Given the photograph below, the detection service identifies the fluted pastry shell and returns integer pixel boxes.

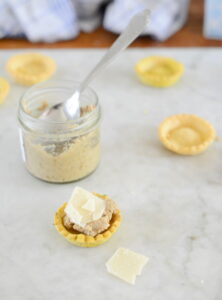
[158,114,215,155]
[135,56,184,87]
[0,77,9,103]
[6,53,56,86]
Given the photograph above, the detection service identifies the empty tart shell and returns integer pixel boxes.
[159,114,215,155]
[6,53,56,86]
[0,77,10,103]
[54,194,121,248]
[135,56,184,87]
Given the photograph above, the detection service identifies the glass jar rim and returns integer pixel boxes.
[18,79,101,134]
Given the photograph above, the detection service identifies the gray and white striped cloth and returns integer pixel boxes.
[0,0,189,43]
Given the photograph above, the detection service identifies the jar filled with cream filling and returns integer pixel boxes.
[18,79,101,183]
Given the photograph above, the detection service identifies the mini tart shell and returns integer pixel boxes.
[158,114,215,155]
[6,53,56,86]
[0,77,9,103]
[135,56,184,87]
[54,194,121,248]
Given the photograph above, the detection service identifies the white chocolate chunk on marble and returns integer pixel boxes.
[106,247,149,285]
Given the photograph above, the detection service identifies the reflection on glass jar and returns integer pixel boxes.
[18,79,101,183]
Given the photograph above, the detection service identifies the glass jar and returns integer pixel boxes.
[18,79,101,183]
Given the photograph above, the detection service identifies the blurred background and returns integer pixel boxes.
[0,0,221,48]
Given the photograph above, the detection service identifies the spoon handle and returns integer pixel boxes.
[78,9,150,93]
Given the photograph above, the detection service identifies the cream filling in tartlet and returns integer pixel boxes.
[63,196,117,237]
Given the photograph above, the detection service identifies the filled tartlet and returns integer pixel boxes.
[54,187,121,247]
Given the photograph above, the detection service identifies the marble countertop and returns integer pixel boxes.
[1,48,222,300]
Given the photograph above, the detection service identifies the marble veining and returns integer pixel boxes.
[0,48,222,300]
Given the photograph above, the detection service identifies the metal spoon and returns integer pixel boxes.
[40,9,150,122]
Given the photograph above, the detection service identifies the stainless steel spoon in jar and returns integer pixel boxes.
[40,9,150,122]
